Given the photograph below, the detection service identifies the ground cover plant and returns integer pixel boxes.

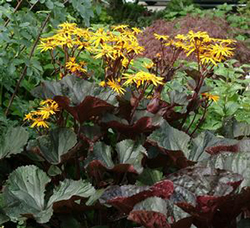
[1,21,250,228]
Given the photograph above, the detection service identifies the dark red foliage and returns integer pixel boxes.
[100,180,174,214]
[138,16,250,63]
[54,95,114,124]
[128,211,171,228]
[171,217,194,228]
[102,116,160,138]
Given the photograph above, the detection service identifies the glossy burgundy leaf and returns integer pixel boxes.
[171,216,193,228]
[102,113,163,138]
[128,197,171,228]
[167,166,243,223]
[100,180,174,214]
[145,141,194,170]
[54,95,114,124]
[205,139,250,155]
[128,211,170,228]
[84,141,147,182]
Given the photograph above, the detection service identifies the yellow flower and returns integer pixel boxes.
[113,24,129,31]
[209,43,234,60]
[40,99,54,106]
[66,58,87,73]
[107,79,125,95]
[202,93,219,102]
[31,118,49,128]
[187,30,210,42]
[123,71,164,87]
[94,44,116,60]
[99,81,106,87]
[175,34,187,40]
[143,62,154,69]
[23,112,34,121]
[38,104,56,119]
[38,40,55,52]
[132,27,142,34]
[154,33,169,41]
[58,22,77,31]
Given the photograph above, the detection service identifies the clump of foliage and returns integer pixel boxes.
[138,16,250,63]
[1,22,250,228]
[0,0,95,122]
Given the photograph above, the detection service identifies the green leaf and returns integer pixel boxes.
[116,140,147,174]
[84,142,114,168]
[137,168,164,186]
[190,131,237,162]
[2,166,95,223]
[47,165,62,177]
[0,127,29,159]
[86,189,105,206]
[3,165,52,223]
[47,179,95,206]
[132,197,168,215]
[32,75,117,106]
[148,121,190,155]
[200,151,250,188]
[45,0,54,9]
[37,128,77,164]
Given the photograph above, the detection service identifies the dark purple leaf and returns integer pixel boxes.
[54,96,114,124]
[84,140,147,183]
[128,197,171,228]
[102,112,163,138]
[100,180,174,214]
[167,166,243,222]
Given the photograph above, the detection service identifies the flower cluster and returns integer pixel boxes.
[154,30,235,66]
[39,22,90,52]
[24,99,59,128]
[66,57,87,75]
[39,23,165,96]
[202,93,220,102]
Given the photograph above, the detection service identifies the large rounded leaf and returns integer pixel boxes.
[47,179,95,207]
[32,75,117,106]
[148,121,190,155]
[32,75,117,124]
[200,151,250,188]
[128,197,171,228]
[37,128,77,164]
[2,166,95,223]
[100,180,174,214]
[3,165,52,223]
[0,127,29,159]
[85,140,147,178]
[116,139,147,174]
[167,166,243,221]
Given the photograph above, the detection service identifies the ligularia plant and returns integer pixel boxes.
[1,23,247,228]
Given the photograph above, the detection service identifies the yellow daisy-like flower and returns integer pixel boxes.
[187,30,210,42]
[200,53,219,66]
[30,118,49,128]
[112,24,129,31]
[209,43,234,61]
[40,99,55,106]
[99,81,106,87]
[175,34,187,40]
[123,71,164,87]
[66,57,87,73]
[23,112,34,121]
[38,104,57,119]
[143,62,154,69]
[202,93,220,102]
[154,33,169,41]
[132,27,142,34]
[107,79,125,95]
